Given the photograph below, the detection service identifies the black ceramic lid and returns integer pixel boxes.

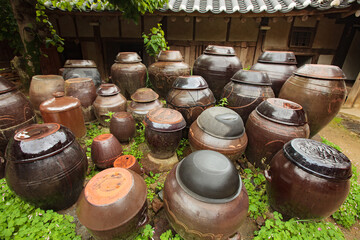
[294,64,346,80]
[157,50,183,62]
[256,98,307,126]
[131,88,159,102]
[115,52,142,63]
[231,70,272,86]
[283,138,352,180]
[172,75,209,90]
[144,108,186,132]
[0,76,16,94]
[176,150,242,203]
[197,107,245,139]
[64,60,97,68]
[257,51,297,65]
[96,84,120,96]
[204,45,236,56]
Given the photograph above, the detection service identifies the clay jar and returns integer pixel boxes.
[91,133,123,169]
[163,150,249,239]
[144,108,186,159]
[189,107,248,162]
[222,70,275,123]
[5,123,87,210]
[62,60,101,87]
[29,75,64,110]
[193,45,243,100]
[128,88,163,122]
[110,112,135,143]
[65,77,97,122]
[40,92,86,138]
[0,77,36,151]
[111,52,146,99]
[114,155,142,175]
[251,51,297,97]
[93,84,127,126]
[148,50,191,98]
[265,138,352,219]
[77,168,148,240]
[279,64,347,137]
[245,98,310,169]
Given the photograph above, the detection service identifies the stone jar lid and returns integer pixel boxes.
[172,75,209,90]
[157,50,183,62]
[0,76,16,94]
[204,45,236,56]
[257,51,297,65]
[231,70,272,86]
[115,52,142,63]
[294,64,346,80]
[96,84,120,96]
[131,88,159,102]
[64,60,97,68]
[144,108,186,132]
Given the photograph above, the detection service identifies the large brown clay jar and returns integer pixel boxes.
[5,123,88,210]
[148,51,191,98]
[245,98,310,169]
[110,112,136,143]
[193,45,243,100]
[251,51,297,97]
[111,52,146,99]
[279,64,347,137]
[128,88,163,122]
[222,70,275,123]
[265,138,351,219]
[62,60,101,87]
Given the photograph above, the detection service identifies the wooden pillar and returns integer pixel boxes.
[92,23,106,81]
[332,21,356,68]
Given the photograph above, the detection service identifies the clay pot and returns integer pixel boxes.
[163,150,248,239]
[279,64,347,137]
[193,45,243,100]
[5,123,87,210]
[251,51,297,97]
[93,84,127,126]
[65,77,97,122]
[148,51,191,98]
[245,98,310,169]
[265,138,351,219]
[91,133,123,169]
[110,112,135,143]
[144,108,186,159]
[189,107,248,161]
[77,168,148,240]
[113,155,142,175]
[111,52,146,99]
[221,70,275,123]
[0,77,36,151]
[62,60,101,87]
[29,75,64,110]
[128,88,163,122]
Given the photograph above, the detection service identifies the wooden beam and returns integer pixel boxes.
[332,22,356,68]
[344,72,360,108]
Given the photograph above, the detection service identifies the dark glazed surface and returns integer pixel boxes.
[257,51,297,64]
[91,134,123,169]
[230,70,271,85]
[145,128,183,159]
[128,100,163,122]
[63,60,101,86]
[144,108,186,132]
[172,75,209,90]
[115,52,142,63]
[110,112,136,143]
[157,50,184,62]
[131,88,159,102]
[294,64,346,80]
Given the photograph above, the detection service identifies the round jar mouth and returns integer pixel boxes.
[157,50,183,62]
[172,75,209,90]
[230,70,272,86]
[114,52,142,63]
[257,51,297,65]
[65,78,93,84]
[96,84,120,96]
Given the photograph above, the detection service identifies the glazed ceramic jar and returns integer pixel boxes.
[0,77,36,151]
[39,92,87,138]
[128,88,163,122]
[93,84,127,126]
[251,51,297,97]
[245,98,310,169]
[279,64,347,137]
[189,107,248,161]
[110,112,135,143]
[222,70,275,123]
[29,75,64,110]
[164,150,248,239]
[77,168,148,240]
[193,45,243,100]
[65,77,97,122]
[144,108,186,159]
[111,52,146,99]
[148,50,191,98]
[265,138,352,219]
[114,155,142,175]
[91,133,123,169]
[5,123,87,210]
[62,60,101,87]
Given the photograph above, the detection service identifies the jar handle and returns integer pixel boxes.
[264,170,272,182]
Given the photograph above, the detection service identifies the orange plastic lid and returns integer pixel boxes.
[113,155,136,168]
[93,133,113,142]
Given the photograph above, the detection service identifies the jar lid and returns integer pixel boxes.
[294,64,346,80]
[64,60,97,68]
[96,84,120,96]
[172,75,209,90]
[283,138,352,180]
[144,108,186,132]
[231,70,272,86]
[197,107,245,139]
[176,150,242,203]
[65,77,93,84]
[157,50,183,62]
[257,51,297,64]
[131,88,159,102]
[113,155,136,168]
[115,52,142,63]
[39,92,81,113]
[204,45,236,56]
[0,76,16,94]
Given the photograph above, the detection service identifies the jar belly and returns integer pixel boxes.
[145,128,182,159]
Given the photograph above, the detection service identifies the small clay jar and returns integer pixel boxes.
[62,60,101,87]
[128,88,163,122]
[265,138,352,219]
[91,133,123,169]
[113,155,142,175]
[221,70,275,123]
[110,112,136,143]
[93,84,127,126]
[245,98,310,169]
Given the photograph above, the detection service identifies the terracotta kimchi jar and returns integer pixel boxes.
[62,60,101,87]
[128,88,163,122]
[163,150,248,240]
[93,84,127,126]
[91,133,123,169]
[113,155,142,175]
[5,123,88,210]
[189,107,248,162]
[279,64,347,137]
[265,138,352,219]
[0,77,36,151]
[148,50,191,98]
[29,75,64,110]
[193,45,243,100]
[111,52,146,99]
[65,77,97,123]
[39,92,86,138]
[77,168,148,240]
[110,112,136,143]
[222,70,275,123]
